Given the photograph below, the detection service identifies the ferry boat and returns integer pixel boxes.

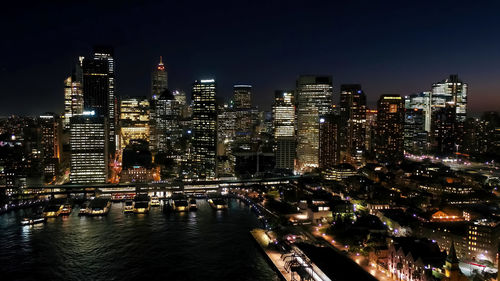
[21,215,46,226]
[188,198,197,211]
[133,202,150,214]
[172,199,189,212]
[150,196,161,207]
[87,197,111,216]
[133,194,150,214]
[78,202,89,216]
[208,198,228,210]
[43,204,64,217]
[60,204,72,215]
[123,200,134,213]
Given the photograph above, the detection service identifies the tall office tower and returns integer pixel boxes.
[217,105,236,156]
[463,117,489,155]
[233,85,252,110]
[405,92,432,131]
[217,105,236,176]
[375,95,404,162]
[151,56,168,99]
[404,108,428,154]
[273,91,295,171]
[431,75,467,153]
[152,90,181,154]
[296,75,333,172]
[432,104,457,155]
[481,112,500,156]
[39,113,60,182]
[404,92,431,154]
[233,85,253,139]
[339,84,367,164]
[119,97,150,149]
[432,75,467,122]
[192,79,217,179]
[82,46,116,154]
[319,114,340,169]
[63,76,84,130]
[69,113,108,183]
[365,109,378,157]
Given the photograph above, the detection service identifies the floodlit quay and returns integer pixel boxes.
[7,175,306,200]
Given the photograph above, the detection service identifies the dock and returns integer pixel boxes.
[250,229,292,281]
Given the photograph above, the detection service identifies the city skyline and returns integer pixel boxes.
[2,1,500,115]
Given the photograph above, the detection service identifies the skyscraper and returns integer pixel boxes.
[63,60,84,130]
[192,79,217,179]
[404,92,431,154]
[152,90,181,154]
[339,84,366,164]
[39,113,60,183]
[82,46,116,154]
[233,85,252,110]
[431,75,467,154]
[431,75,467,122]
[119,97,150,149]
[273,90,295,171]
[296,75,333,172]
[376,95,404,162]
[233,85,253,140]
[404,108,428,154]
[432,104,457,155]
[63,75,84,130]
[70,113,108,183]
[319,114,340,169]
[151,56,168,99]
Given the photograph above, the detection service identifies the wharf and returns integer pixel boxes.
[250,229,292,281]
[250,229,291,281]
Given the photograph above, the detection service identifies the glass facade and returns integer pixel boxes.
[296,76,333,172]
[192,79,217,179]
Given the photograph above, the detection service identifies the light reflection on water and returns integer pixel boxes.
[0,199,277,281]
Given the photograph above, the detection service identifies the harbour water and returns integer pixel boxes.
[0,199,278,281]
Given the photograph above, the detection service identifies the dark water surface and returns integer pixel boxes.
[0,199,277,281]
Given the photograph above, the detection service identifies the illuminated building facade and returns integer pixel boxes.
[70,114,108,183]
[82,46,116,154]
[404,108,428,154]
[216,106,236,176]
[63,75,83,130]
[119,98,150,149]
[431,75,467,154]
[339,84,366,164]
[120,139,158,183]
[296,75,333,172]
[217,105,236,155]
[467,220,500,263]
[319,114,340,169]
[432,75,467,123]
[273,90,295,171]
[151,90,181,154]
[151,56,168,99]
[404,92,431,154]
[233,85,252,110]
[39,113,60,182]
[432,105,457,155]
[365,109,377,156]
[192,79,217,179]
[376,95,404,162]
[233,85,253,140]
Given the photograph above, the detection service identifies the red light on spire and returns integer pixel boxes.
[157,56,165,71]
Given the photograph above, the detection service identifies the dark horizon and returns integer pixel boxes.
[2,0,500,116]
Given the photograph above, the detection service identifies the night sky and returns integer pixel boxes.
[2,0,500,116]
